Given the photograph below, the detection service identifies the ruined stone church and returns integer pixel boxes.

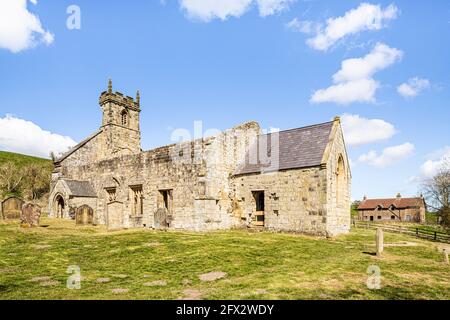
[49,81,351,236]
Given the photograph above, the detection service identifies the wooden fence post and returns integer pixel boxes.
[376,228,384,257]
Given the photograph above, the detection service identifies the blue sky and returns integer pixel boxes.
[0,0,449,201]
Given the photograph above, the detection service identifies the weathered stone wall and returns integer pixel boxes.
[57,142,207,230]
[98,124,141,160]
[324,121,351,236]
[51,121,262,231]
[48,91,351,236]
[232,167,329,235]
[201,121,261,229]
[57,131,103,168]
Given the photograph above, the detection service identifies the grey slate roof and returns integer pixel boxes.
[235,121,334,175]
[63,179,97,198]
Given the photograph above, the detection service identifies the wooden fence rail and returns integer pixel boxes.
[353,221,450,244]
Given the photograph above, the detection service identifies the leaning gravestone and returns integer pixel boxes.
[376,228,384,257]
[20,203,41,228]
[154,208,170,229]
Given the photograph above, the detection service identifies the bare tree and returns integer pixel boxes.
[0,161,24,197]
[22,163,52,200]
[422,157,450,226]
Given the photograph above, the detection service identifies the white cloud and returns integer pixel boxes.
[311,43,403,105]
[286,18,319,34]
[358,143,415,168]
[179,0,295,22]
[340,114,396,147]
[311,78,379,105]
[256,0,295,17]
[420,146,450,178]
[397,77,430,98]
[0,114,76,159]
[0,0,54,53]
[306,3,398,51]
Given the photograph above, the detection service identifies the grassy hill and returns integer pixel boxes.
[0,151,51,167]
[0,151,53,201]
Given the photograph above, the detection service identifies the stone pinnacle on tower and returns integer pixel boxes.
[136,90,140,106]
[108,78,112,93]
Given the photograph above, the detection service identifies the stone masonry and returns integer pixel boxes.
[48,81,351,236]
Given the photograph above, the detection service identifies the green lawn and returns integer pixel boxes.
[0,218,449,300]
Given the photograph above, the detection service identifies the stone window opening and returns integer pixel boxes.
[158,189,173,213]
[106,187,117,202]
[121,110,128,127]
[130,185,143,216]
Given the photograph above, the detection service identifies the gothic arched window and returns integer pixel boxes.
[121,110,128,126]
[336,155,345,208]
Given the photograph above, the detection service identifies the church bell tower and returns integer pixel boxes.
[98,79,141,159]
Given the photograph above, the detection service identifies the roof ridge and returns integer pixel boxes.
[261,120,334,136]
[362,197,422,201]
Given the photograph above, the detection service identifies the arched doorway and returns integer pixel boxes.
[54,195,65,218]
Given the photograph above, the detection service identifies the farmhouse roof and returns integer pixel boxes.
[357,197,424,210]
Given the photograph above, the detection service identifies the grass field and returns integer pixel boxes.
[0,218,449,300]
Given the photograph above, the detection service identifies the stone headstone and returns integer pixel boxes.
[20,203,41,228]
[154,208,169,229]
[76,205,94,225]
[1,196,25,220]
[376,228,384,257]
[106,201,124,230]
[444,249,449,265]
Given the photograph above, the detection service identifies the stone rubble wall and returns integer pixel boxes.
[324,123,351,236]
[49,118,351,236]
[232,167,329,235]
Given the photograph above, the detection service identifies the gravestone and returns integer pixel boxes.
[444,249,449,265]
[154,208,170,229]
[376,228,384,257]
[1,197,25,220]
[75,205,94,225]
[107,201,123,230]
[20,203,41,228]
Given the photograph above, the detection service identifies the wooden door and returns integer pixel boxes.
[252,191,265,227]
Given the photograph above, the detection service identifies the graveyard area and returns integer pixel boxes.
[0,218,449,300]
